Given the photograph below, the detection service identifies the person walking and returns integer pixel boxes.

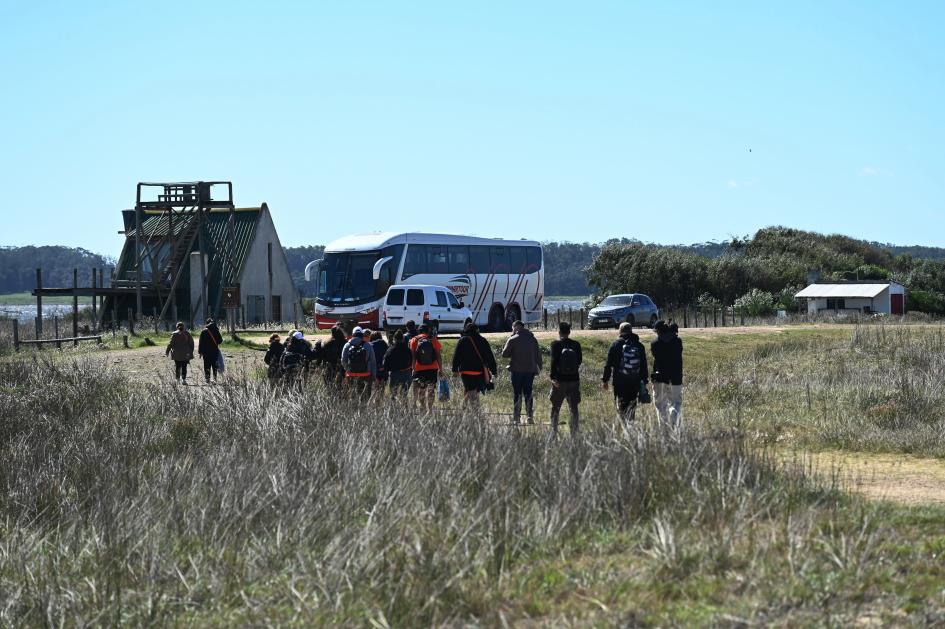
[549,321,583,436]
[281,330,314,387]
[165,321,194,384]
[451,322,497,410]
[341,328,377,397]
[409,323,443,412]
[651,321,684,430]
[383,329,414,399]
[197,318,224,383]
[602,321,649,426]
[501,320,543,425]
[315,325,347,386]
[369,330,389,393]
[403,319,419,345]
[263,333,285,382]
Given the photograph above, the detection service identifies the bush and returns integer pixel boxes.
[734,288,776,316]
[907,289,945,315]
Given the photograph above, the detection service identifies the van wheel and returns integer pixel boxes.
[487,305,505,332]
[505,304,522,331]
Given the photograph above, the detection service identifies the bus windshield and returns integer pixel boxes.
[316,246,403,306]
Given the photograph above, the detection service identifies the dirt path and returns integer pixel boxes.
[102,345,263,385]
[789,450,945,505]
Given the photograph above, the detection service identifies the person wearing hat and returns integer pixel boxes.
[409,322,443,412]
[197,317,224,384]
[602,321,649,426]
[341,327,377,397]
[165,321,194,384]
[651,320,684,430]
[501,320,543,425]
[281,329,314,386]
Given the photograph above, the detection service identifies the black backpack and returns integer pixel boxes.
[559,345,579,376]
[347,343,369,373]
[281,350,302,371]
[415,336,436,366]
[619,341,642,377]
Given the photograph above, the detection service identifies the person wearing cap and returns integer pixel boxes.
[409,322,443,412]
[651,320,684,430]
[341,328,377,397]
[602,321,649,426]
[165,321,194,384]
[197,317,224,384]
[282,329,314,386]
[501,320,543,425]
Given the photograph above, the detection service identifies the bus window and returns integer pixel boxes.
[406,289,425,306]
[387,288,405,306]
[491,247,510,273]
[448,246,469,274]
[403,245,427,277]
[526,246,542,272]
[509,247,527,273]
[468,246,490,274]
[427,245,448,273]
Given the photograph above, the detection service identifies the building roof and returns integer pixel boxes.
[795,283,891,298]
[116,206,265,285]
[324,231,542,252]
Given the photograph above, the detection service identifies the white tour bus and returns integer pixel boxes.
[305,232,544,331]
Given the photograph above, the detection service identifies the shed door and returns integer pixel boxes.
[271,295,282,322]
[891,293,904,315]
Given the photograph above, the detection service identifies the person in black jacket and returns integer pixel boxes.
[451,322,498,410]
[197,318,224,383]
[282,330,315,387]
[382,329,414,399]
[263,333,285,382]
[370,330,389,391]
[602,321,649,426]
[315,325,347,386]
[651,321,683,429]
[549,321,582,436]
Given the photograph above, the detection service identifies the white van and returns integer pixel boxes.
[383,284,474,334]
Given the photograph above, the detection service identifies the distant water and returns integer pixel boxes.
[0,304,91,323]
[544,299,586,313]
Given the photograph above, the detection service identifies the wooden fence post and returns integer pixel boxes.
[54,316,61,350]
[91,266,97,333]
[72,268,79,347]
[128,308,135,336]
[35,268,43,339]
[154,308,159,334]
[123,334,129,348]
[13,320,19,352]
[543,308,548,330]
[580,308,585,330]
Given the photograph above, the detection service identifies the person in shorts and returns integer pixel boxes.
[451,322,497,410]
[409,323,443,412]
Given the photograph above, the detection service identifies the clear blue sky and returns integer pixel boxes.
[1,1,942,257]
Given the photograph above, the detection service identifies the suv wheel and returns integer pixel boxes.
[649,314,658,328]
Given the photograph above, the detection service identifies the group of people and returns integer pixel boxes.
[260,316,684,435]
[165,318,225,384]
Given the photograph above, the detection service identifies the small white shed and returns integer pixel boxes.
[795,281,906,315]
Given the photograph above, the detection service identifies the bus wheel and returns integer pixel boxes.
[505,304,522,331]
[488,305,505,332]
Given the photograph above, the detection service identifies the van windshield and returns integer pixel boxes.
[316,245,404,306]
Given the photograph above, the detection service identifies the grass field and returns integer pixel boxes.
[1,323,945,624]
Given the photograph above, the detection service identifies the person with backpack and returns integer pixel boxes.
[651,320,684,430]
[501,320,543,425]
[549,321,583,436]
[451,322,497,410]
[165,321,194,384]
[281,330,314,387]
[369,330,389,392]
[602,321,649,426]
[341,328,377,396]
[383,329,413,399]
[197,318,224,384]
[403,319,419,345]
[263,333,285,382]
[409,323,443,412]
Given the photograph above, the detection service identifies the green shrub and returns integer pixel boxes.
[734,288,776,316]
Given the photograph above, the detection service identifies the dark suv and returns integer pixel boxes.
[587,293,660,329]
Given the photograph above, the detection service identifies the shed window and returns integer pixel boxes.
[826,298,846,310]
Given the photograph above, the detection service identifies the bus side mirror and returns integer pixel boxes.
[304,259,322,282]
[372,256,393,281]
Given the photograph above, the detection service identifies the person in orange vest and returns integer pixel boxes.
[409,323,444,412]
[341,328,377,397]
[451,322,497,410]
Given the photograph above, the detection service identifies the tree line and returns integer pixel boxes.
[0,246,113,293]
